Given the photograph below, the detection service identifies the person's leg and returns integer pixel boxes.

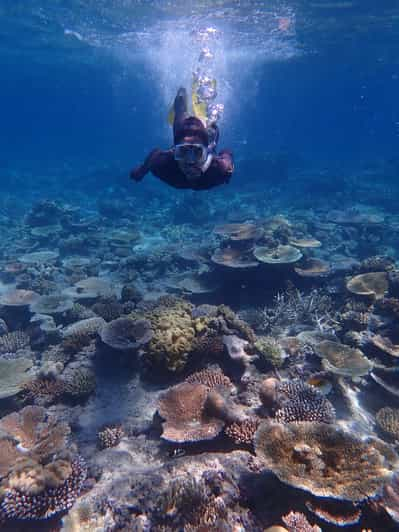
[173,87,189,143]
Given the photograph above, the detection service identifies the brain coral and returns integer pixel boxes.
[255,421,399,502]
[132,298,255,373]
[131,299,196,373]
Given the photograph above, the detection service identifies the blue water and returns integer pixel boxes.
[2,2,399,530]
[2,1,399,200]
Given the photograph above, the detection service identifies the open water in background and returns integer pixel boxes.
[1,0,399,204]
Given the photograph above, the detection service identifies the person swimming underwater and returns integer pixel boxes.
[129,87,234,190]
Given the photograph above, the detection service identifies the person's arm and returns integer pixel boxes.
[218,149,234,182]
[130,149,162,182]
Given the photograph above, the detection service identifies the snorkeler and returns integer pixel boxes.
[129,87,234,190]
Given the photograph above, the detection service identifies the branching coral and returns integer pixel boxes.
[255,421,399,501]
[0,331,30,354]
[258,287,336,335]
[98,425,125,449]
[22,377,66,406]
[224,417,260,447]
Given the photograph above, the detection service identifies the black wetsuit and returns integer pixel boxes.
[135,146,233,190]
[130,90,234,190]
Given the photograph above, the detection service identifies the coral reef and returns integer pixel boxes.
[225,417,261,447]
[0,406,86,522]
[282,511,321,532]
[0,330,30,353]
[157,382,225,443]
[255,421,399,501]
[376,407,399,439]
[185,368,233,390]
[97,425,125,449]
[100,317,152,350]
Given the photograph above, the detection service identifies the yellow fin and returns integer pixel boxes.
[167,100,175,125]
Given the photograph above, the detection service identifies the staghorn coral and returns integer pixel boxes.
[157,382,225,443]
[259,288,336,335]
[98,425,125,449]
[282,511,321,532]
[376,407,399,439]
[0,331,30,354]
[224,417,260,447]
[185,368,233,391]
[22,377,66,406]
[255,421,399,501]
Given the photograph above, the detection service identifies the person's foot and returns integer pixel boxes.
[174,87,188,114]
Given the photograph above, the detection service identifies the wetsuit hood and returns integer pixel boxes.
[174,116,209,146]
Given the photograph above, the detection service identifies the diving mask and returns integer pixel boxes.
[174,143,208,165]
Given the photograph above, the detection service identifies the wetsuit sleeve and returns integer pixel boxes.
[130,149,162,181]
[217,150,234,182]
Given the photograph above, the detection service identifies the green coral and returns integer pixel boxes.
[131,298,255,374]
[255,336,285,368]
[136,299,196,372]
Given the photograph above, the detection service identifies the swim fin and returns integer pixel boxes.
[192,79,212,126]
[167,87,188,125]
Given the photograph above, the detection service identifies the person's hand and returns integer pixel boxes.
[130,165,146,182]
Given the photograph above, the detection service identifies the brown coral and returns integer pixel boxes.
[157,382,225,443]
[282,511,321,532]
[98,425,125,449]
[0,455,86,520]
[22,377,65,406]
[376,407,399,439]
[185,368,233,391]
[225,417,260,447]
[346,271,388,300]
[255,421,399,501]
[0,331,30,354]
[0,406,85,522]
[305,499,361,527]
[0,405,70,459]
